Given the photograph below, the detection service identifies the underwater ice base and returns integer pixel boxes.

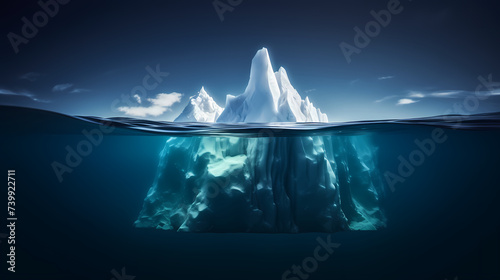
[135,134,386,233]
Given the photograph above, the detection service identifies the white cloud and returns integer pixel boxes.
[118,106,168,117]
[378,76,394,80]
[397,98,418,105]
[408,91,425,98]
[305,89,316,94]
[70,88,90,94]
[0,88,49,103]
[118,92,182,118]
[463,89,500,98]
[430,91,462,97]
[133,94,141,104]
[19,72,40,82]
[52,83,74,92]
[147,93,182,107]
[375,95,398,103]
[376,87,500,106]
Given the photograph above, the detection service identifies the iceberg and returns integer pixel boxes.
[135,48,386,232]
[174,87,223,122]
[172,48,327,123]
[217,48,328,123]
[275,66,328,122]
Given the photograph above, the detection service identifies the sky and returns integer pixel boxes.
[1,0,500,122]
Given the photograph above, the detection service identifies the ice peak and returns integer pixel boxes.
[275,67,291,88]
[254,47,271,64]
[199,86,209,98]
[305,96,311,105]
[174,87,223,122]
[245,48,281,107]
[249,48,274,81]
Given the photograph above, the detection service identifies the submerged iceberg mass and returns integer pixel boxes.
[135,135,386,232]
[135,48,386,233]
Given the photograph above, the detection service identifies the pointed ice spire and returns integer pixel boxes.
[217,48,282,122]
[245,48,281,110]
[215,47,330,123]
[174,87,223,122]
[305,96,311,105]
[275,67,292,89]
[199,86,209,98]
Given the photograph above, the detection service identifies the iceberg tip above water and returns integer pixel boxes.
[173,48,329,123]
[174,87,223,123]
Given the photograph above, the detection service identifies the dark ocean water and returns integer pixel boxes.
[1,106,500,280]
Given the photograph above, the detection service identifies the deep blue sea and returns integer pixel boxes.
[1,106,500,280]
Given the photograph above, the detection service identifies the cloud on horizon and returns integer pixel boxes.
[69,88,91,94]
[376,88,500,106]
[378,76,395,80]
[118,92,182,117]
[133,94,142,104]
[19,72,41,82]
[349,79,360,85]
[0,88,49,103]
[429,91,462,97]
[408,91,425,98]
[397,98,418,105]
[52,83,74,92]
[375,95,398,103]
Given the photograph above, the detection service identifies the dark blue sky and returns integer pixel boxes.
[1,0,500,121]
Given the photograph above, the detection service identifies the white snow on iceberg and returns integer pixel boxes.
[217,48,328,123]
[172,48,328,123]
[174,87,223,122]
